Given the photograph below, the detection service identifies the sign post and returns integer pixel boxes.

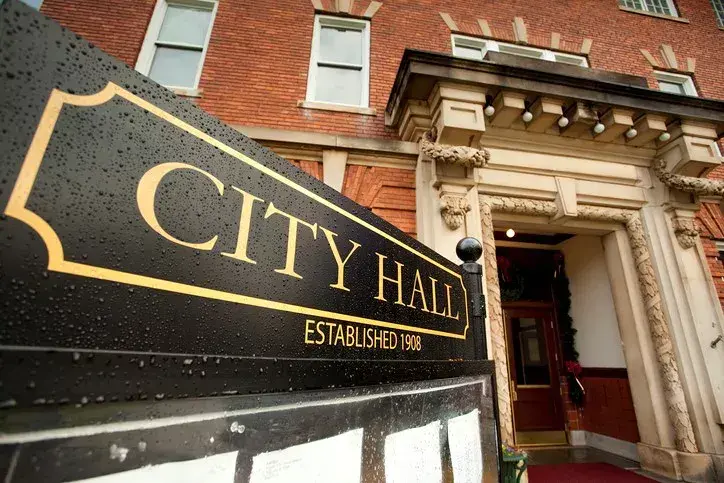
[0,1,501,481]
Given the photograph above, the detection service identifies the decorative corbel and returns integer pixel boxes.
[671,216,699,249]
[439,194,471,230]
[419,127,491,169]
[653,159,724,197]
[653,159,724,249]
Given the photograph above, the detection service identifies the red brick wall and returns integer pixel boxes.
[698,202,724,308]
[40,0,724,138]
[39,0,724,295]
[562,370,640,444]
[342,166,416,237]
[288,159,323,181]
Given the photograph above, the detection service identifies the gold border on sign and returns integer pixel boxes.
[5,83,469,339]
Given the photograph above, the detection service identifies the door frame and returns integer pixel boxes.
[503,301,567,445]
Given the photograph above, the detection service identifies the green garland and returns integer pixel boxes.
[552,254,584,406]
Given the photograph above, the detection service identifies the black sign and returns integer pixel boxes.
[0,1,485,408]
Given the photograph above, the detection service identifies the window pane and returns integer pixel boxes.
[314,65,362,105]
[512,317,550,386]
[319,26,363,65]
[149,46,202,87]
[158,4,212,46]
[455,45,484,61]
[619,0,644,9]
[658,80,686,94]
[645,0,674,15]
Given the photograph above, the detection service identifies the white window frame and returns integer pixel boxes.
[451,35,588,67]
[711,0,724,28]
[618,0,679,17]
[654,71,698,96]
[135,0,218,93]
[305,15,371,108]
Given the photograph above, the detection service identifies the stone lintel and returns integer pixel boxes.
[560,102,597,138]
[627,114,668,147]
[490,91,527,128]
[595,108,635,142]
[526,97,564,133]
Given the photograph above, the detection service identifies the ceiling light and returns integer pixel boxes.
[506,228,516,238]
[593,122,605,134]
[484,105,495,116]
[658,132,671,142]
[625,127,637,138]
[522,111,533,123]
[557,116,569,128]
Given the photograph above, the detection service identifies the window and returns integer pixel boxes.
[306,15,370,107]
[136,0,218,91]
[618,0,678,17]
[451,35,588,67]
[654,71,697,96]
[712,0,724,28]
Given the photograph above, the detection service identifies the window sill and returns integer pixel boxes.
[170,87,203,98]
[297,100,376,116]
[618,6,690,23]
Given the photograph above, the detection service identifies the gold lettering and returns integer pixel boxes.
[264,202,318,279]
[334,324,345,345]
[221,186,263,264]
[321,227,361,292]
[366,328,373,348]
[407,269,430,312]
[304,319,315,344]
[429,277,448,316]
[354,326,363,348]
[326,322,336,345]
[374,253,405,305]
[374,329,383,349]
[137,162,222,250]
[316,321,325,344]
[346,325,355,346]
[445,283,460,320]
[389,331,398,349]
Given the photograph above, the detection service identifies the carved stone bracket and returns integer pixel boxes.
[652,158,724,249]
[671,216,699,249]
[480,195,699,453]
[439,194,471,230]
[653,158,724,197]
[419,128,491,168]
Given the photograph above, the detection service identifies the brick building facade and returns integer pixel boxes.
[34,0,724,480]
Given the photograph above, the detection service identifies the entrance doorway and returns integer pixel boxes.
[504,305,566,445]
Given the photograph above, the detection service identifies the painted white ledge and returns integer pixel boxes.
[297,100,377,116]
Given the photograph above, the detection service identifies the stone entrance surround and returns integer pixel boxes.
[384,51,724,481]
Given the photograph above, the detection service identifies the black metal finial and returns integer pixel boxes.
[456,237,483,264]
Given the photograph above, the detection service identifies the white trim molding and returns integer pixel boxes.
[654,71,698,97]
[135,0,218,91]
[305,14,371,108]
[451,34,588,67]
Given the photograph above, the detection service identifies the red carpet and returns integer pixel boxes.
[528,463,656,482]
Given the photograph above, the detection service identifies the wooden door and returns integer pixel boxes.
[504,306,566,444]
